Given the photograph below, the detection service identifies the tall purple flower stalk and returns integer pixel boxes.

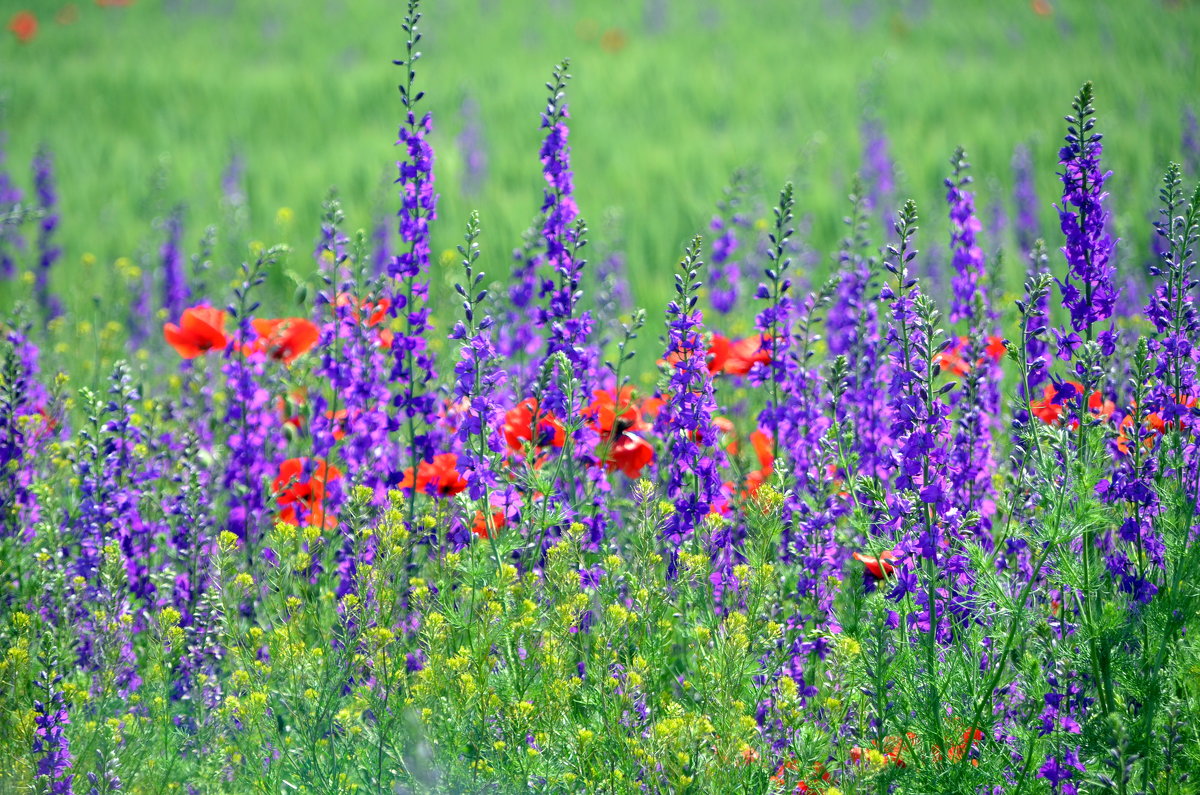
[220,249,285,561]
[0,327,48,541]
[1183,106,1199,179]
[1144,164,1200,498]
[1055,82,1118,357]
[880,202,955,629]
[458,94,487,198]
[0,126,23,279]
[32,658,75,795]
[861,114,897,228]
[946,148,988,327]
[655,237,724,574]
[33,147,63,322]
[388,0,440,504]
[944,148,999,524]
[826,180,893,482]
[752,182,795,463]
[1013,143,1041,257]
[534,60,594,417]
[498,219,545,398]
[708,171,752,315]
[451,213,513,542]
[160,205,188,320]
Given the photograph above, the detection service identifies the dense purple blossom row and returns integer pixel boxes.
[1,5,1199,789]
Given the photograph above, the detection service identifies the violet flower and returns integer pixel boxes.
[161,205,188,320]
[655,237,724,564]
[0,326,48,541]
[458,94,487,198]
[533,60,595,417]
[388,1,441,496]
[1055,82,1118,355]
[861,114,897,228]
[1183,105,1199,179]
[32,659,75,794]
[1013,142,1041,257]
[0,126,23,279]
[708,170,753,315]
[946,147,988,327]
[33,147,63,322]
[451,213,514,543]
[752,182,796,460]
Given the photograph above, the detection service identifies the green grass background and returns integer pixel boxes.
[2,0,1199,353]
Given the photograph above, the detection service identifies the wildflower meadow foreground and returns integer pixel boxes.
[3,3,1200,794]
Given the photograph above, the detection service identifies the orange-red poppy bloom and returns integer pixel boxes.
[335,293,393,348]
[9,11,37,42]
[1030,380,1114,426]
[1117,394,1197,453]
[853,549,898,579]
[503,398,565,455]
[400,453,469,498]
[723,334,771,376]
[984,335,1007,361]
[274,458,342,528]
[247,317,320,364]
[584,387,655,478]
[163,305,229,359]
[471,510,506,539]
[706,334,732,374]
[741,428,775,497]
[935,335,1006,377]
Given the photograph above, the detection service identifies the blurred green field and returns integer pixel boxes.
[2,0,1199,359]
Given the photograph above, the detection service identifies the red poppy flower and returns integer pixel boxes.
[163,305,229,359]
[503,398,565,455]
[400,453,468,498]
[324,409,350,441]
[1147,394,1196,435]
[247,317,320,364]
[723,333,771,376]
[739,428,775,497]
[707,334,731,374]
[935,335,1006,377]
[471,510,506,539]
[935,337,972,377]
[335,293,393,348]
[853,549,897,579]
[9,11,37,42]
[274,457,342,528]
[1030,380,1113,426]
[584,387,655,478]
[946,728,985,764]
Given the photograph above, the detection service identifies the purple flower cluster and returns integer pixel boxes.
[655,237,724,557]
[450,213,510,511]
[1055,82,1118,353]
[160,206,188,320]
[534,60,595,418]
[0,126,23,279]
[946,148,988,327]
[387,3,441,492]
[33,147,63,322]
[32,660,75,794]
[1012,143,1041,256]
